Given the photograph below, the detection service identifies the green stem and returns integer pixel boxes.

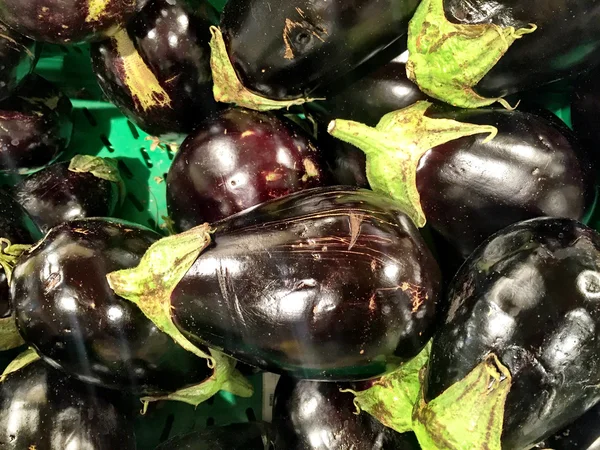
[0,315,25,350]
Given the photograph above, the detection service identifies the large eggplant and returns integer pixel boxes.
[0,359,136,449]
[155,422,273,450]
[572,65,600,165]
[91,0,221,137]
[405,0,600,107]
[0,0,138,44]
[0,22,38,102]
[273,376,420,449]
[166,107,330,230]
[329,106,594,260]
[0,74,73,174]
[12,218,213,394]
[13,155,124,233]
[213,0,420,104]
[425,218,600,449]
[108,187,441,381]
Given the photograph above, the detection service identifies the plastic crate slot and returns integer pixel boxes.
[167,150,174,161]
[117,160,134,179]
[100,134,115,153]
[158,414,175,443]
[127,121,140,140]
[140,148,153,168]
[245,407,256,422]
[147,218,157,229]
[206,417,215,426]
[126,193,145,212]
[82,108,97,127]
[59,46,70,54]
[72,46,84,55]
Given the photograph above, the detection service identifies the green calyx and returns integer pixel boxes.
[209,26,319,111]
[106,223,253,406]
[0,237,32,284]
[327,101,497,227]
[0,316,24,350]
[412,354,512,450]
[341,342,431,434]
[140,349,253,412]
[68,154,126,204]
[406,0,537,108]
[0,347,40,382]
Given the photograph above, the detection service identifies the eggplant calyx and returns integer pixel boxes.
[412,353,511,450]
[340,342,431,434]
[140,350,253,411]
[406,0,537,108]
[0,315,25,351]
[327,101,497,227]
[68,154,126,205]
[106,223,216,366]
[0,238,32,283]
[0,347,40,382]
[209,26,321,111]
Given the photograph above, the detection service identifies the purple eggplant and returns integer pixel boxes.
[155,422,273,450]
[0,22,39,102]
[0,0,139,44]
[572,65,600,166]
[90,0,221,137]
[13,155,124,233]
[166,107,330,230]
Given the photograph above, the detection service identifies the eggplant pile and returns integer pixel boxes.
[0,0,599,449]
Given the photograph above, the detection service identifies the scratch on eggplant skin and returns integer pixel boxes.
[348,212,364,250]
[113,31,172,112]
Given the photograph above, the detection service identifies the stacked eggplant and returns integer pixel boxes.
[0,0,599,449]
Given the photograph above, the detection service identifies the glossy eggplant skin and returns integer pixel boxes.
[12,218,212,394]
[13,159,120,233]
[171,187,441,380]
[0,360,136,450]
[167,108,330,230]
[536,401,600,450]
[90,0,220,137]
[273,377,420,450]
[0,0,138,44]
[0,188,41,318]
[572,66,600,165]
[0,74,73,174]
[442,0,600,98]
[221,0,420,100]
[426,218,600,449]
[155,423,273,450]
[0,22,38,102]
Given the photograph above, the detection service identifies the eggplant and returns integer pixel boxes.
[213,0,420,104]
[155,422,273,450]
[90,0,221,137]
[0,0,139,44]
[0,74,73,174]
[12,218,213,394]
[13,155,124,233]
[167,107,330,230]
[0,22,39,102]
[108,186,442,381]
[273,376,420,449]
[572,65,600,166]
[405,0,600,107]
[535,401,600,450]
[425,217,600,449]
[329,106,594,260]
[0,359,135,450]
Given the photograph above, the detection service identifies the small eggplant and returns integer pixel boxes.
[424,218,600,449]
[572,65,600,165]
[13,155,124,233]
[90,0,221,137]
[0,359,136,450]
[0,74,73,174]
[155,422,273,450]
[108,186,442,381]
[0,22,39,102]
[211,0,420,108]
[273,377,420,450]
[329,105,594,260]
[0,0,139,44]
[166,107,329,230]
[12,218,213,394]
